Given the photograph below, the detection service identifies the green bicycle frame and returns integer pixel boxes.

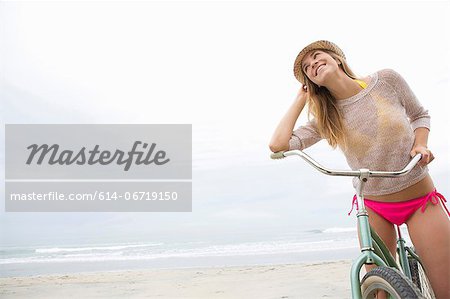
[397,226,412,279]
[350,169,389,299]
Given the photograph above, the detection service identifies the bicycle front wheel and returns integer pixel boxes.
[361,266,423,299]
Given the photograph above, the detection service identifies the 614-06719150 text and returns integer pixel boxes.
[9,191,179,201]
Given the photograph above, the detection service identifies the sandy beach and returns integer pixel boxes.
[0,260,353,299]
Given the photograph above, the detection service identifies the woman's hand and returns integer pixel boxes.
[295,84,309,103]
[410,145,434,167]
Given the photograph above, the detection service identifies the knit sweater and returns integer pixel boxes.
[288,69,430,196]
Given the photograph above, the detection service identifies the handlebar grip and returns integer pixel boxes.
[270,151,286,160]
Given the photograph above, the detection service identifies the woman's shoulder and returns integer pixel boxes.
[375,68,404,84]
[354,69,397,88]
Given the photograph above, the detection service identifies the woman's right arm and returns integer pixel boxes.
[269,85,308,153]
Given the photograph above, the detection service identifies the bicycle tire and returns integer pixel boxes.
[408,249,436,299]
[361,266,424,299]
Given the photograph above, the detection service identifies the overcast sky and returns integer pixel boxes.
[1,1,449,246]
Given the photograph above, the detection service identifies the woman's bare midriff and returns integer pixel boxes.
[365,174,435,202]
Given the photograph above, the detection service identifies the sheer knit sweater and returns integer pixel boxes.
[288,69,430,196]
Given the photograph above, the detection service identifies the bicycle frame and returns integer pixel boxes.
[396,225,412,279]
[271,150,422,299]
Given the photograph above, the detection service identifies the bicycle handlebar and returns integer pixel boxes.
[270,150,422,178]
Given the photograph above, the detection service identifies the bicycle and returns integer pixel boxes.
[271,149,435,299]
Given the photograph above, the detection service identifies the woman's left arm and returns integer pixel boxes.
[410,127,434,167]
[389,69,434,167]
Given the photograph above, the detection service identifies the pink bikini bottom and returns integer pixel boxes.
[348,189,450,226]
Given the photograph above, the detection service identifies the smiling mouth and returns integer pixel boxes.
[315,64,326,76]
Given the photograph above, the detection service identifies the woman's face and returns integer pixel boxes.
[301,50,340,86]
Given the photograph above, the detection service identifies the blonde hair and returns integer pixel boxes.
[303,50,358,150]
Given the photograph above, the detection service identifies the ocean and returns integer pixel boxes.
[0,226,397,278]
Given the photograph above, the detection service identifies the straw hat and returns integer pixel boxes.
[293,40,346,84]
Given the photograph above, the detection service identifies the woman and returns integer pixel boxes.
[269,40,450,298]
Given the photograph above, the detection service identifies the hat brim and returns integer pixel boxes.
[293,40,346,84]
